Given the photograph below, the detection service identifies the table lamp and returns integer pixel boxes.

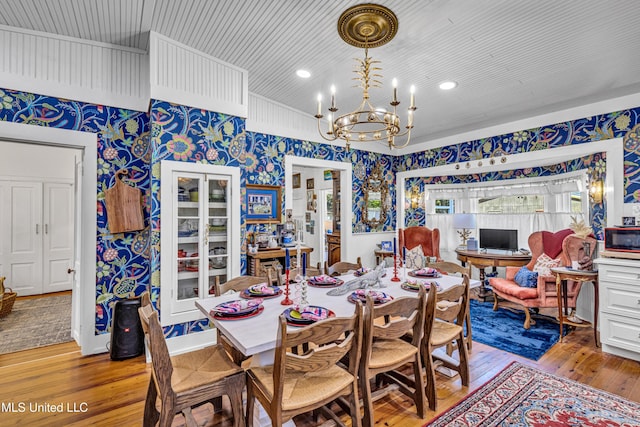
[453,213,476,248]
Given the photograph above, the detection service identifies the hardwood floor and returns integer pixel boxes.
[0,327,638,427]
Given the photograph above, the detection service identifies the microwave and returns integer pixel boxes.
[604,227,640,253]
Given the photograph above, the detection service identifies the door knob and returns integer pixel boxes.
[67,268,76,274]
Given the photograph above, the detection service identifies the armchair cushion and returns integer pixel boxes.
[405,245,425,269]
[514,266,538,288]
[541,229,574,259]
[532,253,562,277]
[491,277,539,300]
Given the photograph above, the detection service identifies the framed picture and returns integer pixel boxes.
[292,173,301,189]
[623,216,636,226]
[381,241,393,252]
[246,184,282,224]
[305,212,311,222]
[306,178,314,189]
[306,190,315,211]
[324,170,332,180]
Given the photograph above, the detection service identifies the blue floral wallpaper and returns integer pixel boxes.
[148,100,396,336]
[0,88,150,334]
[2,84,640,339]
[403,153,606,236]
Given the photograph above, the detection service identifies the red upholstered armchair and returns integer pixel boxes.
[398,227,441,261]
[490,229,596,329]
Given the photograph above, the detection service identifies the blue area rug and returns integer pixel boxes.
[469,299,571,360]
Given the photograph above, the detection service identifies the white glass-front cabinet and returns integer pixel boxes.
[160,160,240,326]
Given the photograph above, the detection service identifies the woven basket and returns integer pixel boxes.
[0,276,17,318]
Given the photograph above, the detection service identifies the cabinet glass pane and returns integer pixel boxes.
[176,175,201,301]
[206,176,230,291]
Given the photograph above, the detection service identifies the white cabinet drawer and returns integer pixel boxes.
[600,314,640,354]
[597,263,640,286]
[600,282,640,317]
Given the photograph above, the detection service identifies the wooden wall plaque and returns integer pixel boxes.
[104,169,144,233]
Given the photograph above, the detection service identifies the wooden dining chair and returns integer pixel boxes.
[427,261,470,277]
[137,303,246,427]
[324,257,363,276]
[214,273,273,296]
[423,275,471,410]
[427,261,473,351]
[359,287,429,426]
[245,304,363,427]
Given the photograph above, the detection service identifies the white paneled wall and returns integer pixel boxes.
[1,24,335,143]
[0,25,149,112]
[247,93,323,143]
[149,32,248,118]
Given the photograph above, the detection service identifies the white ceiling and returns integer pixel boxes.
[2,0,640,149]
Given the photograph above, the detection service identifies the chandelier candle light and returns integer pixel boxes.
[315,3,417,151]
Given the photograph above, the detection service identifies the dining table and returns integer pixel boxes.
[195,267,481,427]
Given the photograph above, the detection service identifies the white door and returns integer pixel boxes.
[8,181,43,296]
[2,180,75,296]
[43,182,74,293]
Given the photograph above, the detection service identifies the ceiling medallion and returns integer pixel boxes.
[337,4,398,49]
[315,3,416,150]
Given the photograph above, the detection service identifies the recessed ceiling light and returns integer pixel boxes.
[296,69,311,78]
[439,80,458,90]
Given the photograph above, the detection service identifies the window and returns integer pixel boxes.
[435,199,454,214]
[478,195,544,214]
[570,192,582,213]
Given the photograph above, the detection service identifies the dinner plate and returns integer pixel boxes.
[308,275,344,287]
[239,284,282,299]
[211,298,263,315]
[408,268,442,278]
[283,306,335,326]
[348,290,394,305]
[213,305,264,321]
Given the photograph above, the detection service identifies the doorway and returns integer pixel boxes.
[284,155,352,269]
[0,142,78,296]
[0,140,79,353]
[0,121,99,356]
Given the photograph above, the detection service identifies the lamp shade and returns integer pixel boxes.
[453,213,476,229]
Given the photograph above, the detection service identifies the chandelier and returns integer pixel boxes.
[314,3,416,151]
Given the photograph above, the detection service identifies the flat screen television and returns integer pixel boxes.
[479,228,518,251]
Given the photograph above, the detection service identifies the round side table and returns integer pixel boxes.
[550,267,599,347]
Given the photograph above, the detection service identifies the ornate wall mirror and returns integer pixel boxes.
[362,164,388,229]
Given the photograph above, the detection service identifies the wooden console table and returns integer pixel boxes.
[374,249,394,266]
[455,249,532,301]
[551,267,599,347]
[247,247,313,277]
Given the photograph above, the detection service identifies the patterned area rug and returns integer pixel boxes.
[426,361,640,427]
[0,294,73,354]
[469,299,570,360]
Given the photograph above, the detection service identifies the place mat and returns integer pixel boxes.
[401,280,442,292]
[283,306,335,326]
[348,290,394,305]
[210,298,263,315]
[239,284,282,299]
[213,305,264,321]
[308,275,344,287]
